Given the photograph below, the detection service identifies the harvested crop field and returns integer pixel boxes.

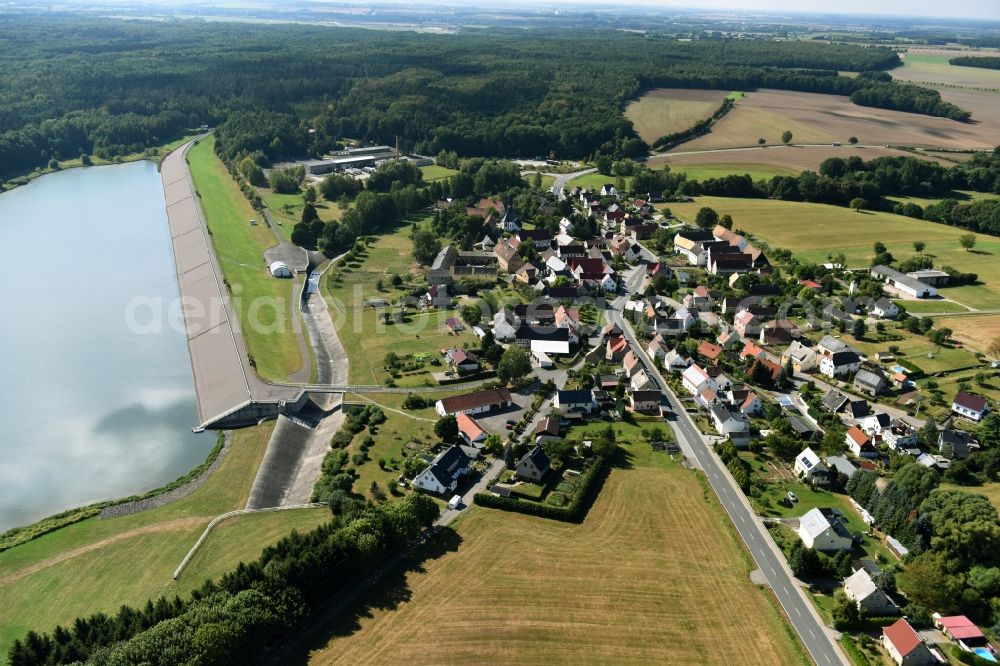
[670,89,998,152]
[304,461,807,665]
[624,88,731,144]
[934,313,1000,356]
[648,144,956,177]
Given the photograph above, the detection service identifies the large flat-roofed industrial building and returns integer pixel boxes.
[282,145,433,176]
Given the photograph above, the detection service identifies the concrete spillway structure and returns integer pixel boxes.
[161,139,305,429]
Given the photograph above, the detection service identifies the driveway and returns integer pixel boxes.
[435,458,505,527]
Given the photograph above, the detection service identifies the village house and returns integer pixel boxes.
[533,417,561,444]
[663,348,690,372]
[411,445,472,495]
[759,319,800,345]
[940,429,979,460]
[682,364,717,397]
[445,349,480,374]
[854,368,888,396]
[883,618,935,666]
[673,229,715,264]
[781,340,818,373]
[515,445,551,483]
[843,569,898,615]
[436,387,513,417]
[492,307,518,342]
[606,335,629,362]
[935,615,992,656]
[516,228,553,249]
[858,412,891,438]
[630,367,657,392]
[952,390,990,422]
[794,447,830,485]
[740,341,767,362]
[846,427,878,458]
[697,340,724,363]
[456,412,488,446]
[683,285,715,312]
[871,297,900,320]
[797,507,854,552]
[884,419,918,450]
[494,239,525,273]
[733,310,762,338]
[514,325,571,355]
[710,404,751,436]
[647,333,668,360]
[820,350,861,379]
[816,335,856,358]
[554,389,596,415]
[628,388,661,414]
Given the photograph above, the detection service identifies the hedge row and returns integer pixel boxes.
[474,454,610,522]
[652,97,734,151]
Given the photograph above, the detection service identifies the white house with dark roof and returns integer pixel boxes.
[710,404,751,436]
[952,391,990,422]
[820,351,861,379]
[411,445,472,495]
[871,297,900,320]
[515,445,551,483]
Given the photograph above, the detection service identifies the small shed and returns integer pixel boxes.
[269,261,292,278]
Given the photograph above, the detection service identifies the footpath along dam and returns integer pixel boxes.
[161,139,307,429]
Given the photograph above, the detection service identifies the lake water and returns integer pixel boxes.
[0,161,210,531]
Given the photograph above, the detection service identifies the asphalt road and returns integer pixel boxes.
[550,167,596,199]
[608,286,847,665]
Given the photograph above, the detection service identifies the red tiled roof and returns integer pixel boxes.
[698,341,723,360]
[847,426,869,446]
[938,615,985,641]
[883,619,924,658]
[456,412,487,441]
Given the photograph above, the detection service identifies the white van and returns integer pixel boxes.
[448,495,462,510]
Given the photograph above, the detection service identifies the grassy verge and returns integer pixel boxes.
[187,136,303,381]
[0,423,329,659]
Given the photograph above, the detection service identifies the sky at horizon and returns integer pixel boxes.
[542,0,999,20]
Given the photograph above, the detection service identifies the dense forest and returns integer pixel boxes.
[0,13,972,181]
[949,55,1000,70]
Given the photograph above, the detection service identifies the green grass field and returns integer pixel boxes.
[419,164,459,182]
[895,52,1000,89]
[322,220,478,385]
[304,448,807,665]
[0,424,329,660]
[262,189,345,241]
[665,196,1000,310]
[187,136,303,380]
[895,300,970,314]
[567,172,630,191]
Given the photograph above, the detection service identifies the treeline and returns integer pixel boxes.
[672,148,1000,235]
[949,56,1000,70]
[0,13,960,182]
[651,97,734,151]
[8,494,439,665]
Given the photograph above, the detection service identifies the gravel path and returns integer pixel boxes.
[99,432,233,519]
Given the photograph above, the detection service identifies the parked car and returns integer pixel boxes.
[448,495,462,510]
[786,491,798,504]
